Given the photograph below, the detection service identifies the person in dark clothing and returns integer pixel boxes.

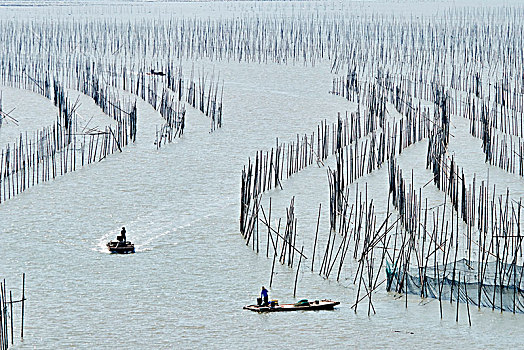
[120,227,126,242]
[261,286,269,306]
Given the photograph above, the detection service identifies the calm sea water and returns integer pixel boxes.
[1,1,523,349]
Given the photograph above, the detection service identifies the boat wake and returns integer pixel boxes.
[95,213,214,253]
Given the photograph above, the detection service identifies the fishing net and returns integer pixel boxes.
[386,258,524,313]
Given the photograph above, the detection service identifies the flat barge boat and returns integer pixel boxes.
[243,299,339,312]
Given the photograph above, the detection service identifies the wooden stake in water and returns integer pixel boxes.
[293,246,304,298]
[21,273,24,339]
[311,203,321,272]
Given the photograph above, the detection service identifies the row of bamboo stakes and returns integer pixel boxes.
[1,53,222,148]
[239,43,524,321]
[102,62,223,136]
[0,7,521,116]
[334,62,524,183]
[0,67,137,203]
[333,68,524,317]
[0,63,225,207]
[0,0,522,324]
[2,6,518,70]
[0,7,521,85]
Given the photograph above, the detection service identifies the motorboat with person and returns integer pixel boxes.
[107,227,135,254]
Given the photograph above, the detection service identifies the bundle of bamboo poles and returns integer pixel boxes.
[0,274,26,350]
[253,197,309,295]
[186,65,224,132]
[155,88,186,148]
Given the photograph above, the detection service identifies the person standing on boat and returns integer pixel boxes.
[261,286,269,306]
[120,227,127,242]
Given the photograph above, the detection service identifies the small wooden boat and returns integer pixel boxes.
[106,240,135,254]
[243,299,339,312]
